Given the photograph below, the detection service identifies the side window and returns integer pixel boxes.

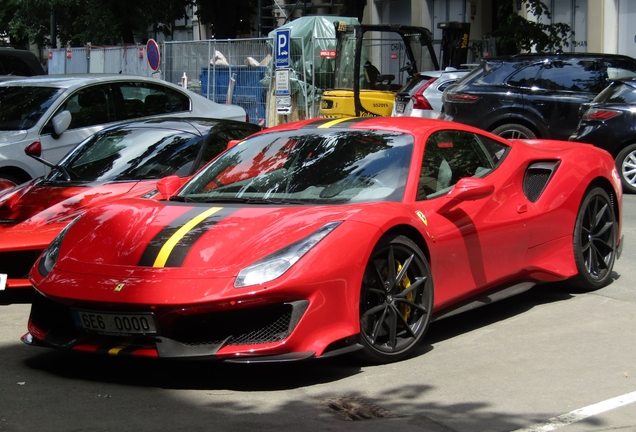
[507,64,541,88]
[58,85,114,129]
[115,82,190,120]
[417,131,509,200]
[536,60,606,93]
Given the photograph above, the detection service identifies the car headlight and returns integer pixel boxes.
[37,216,81,277]
[235,221,342,288]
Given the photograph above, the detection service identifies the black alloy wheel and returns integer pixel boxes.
[570,187,618,290]
[359,235,433,363]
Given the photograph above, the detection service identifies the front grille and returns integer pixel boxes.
[523,161,559,202]
[0,250,44,278]
[166,300,309,347]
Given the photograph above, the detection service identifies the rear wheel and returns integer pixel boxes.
[491,123,536,140]
[570,187,617,291]
[359,235,433,363]
[615,143,636,194]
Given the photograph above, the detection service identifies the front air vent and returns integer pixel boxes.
[523,161,560,202]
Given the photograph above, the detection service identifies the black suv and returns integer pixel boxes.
[440,53,636,140]
[0,46,46,76]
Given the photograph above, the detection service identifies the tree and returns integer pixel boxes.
[493,0,574,53]
[1,0,192,47]
[195,0,256,38]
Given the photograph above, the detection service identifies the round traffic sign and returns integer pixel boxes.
[146,39,160,71]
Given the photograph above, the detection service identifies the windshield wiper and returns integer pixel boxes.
[201,197,313,205]
[168,195,196,202]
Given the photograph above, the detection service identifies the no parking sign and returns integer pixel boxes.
[146,39,160,71]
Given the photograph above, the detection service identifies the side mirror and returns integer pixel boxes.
[446,177,495,201]
[156,175,182,199]
[51,110,72,137]
[25,141,42,158]
[227,139,242,149]
[436,177,494,214]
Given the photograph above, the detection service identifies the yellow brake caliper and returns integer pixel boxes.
[396,262,413,324]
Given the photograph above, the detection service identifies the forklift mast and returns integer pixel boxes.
[321,22,439,118]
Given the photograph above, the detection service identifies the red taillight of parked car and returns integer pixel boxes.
[444,93,479,103]
[412,78,437,110]
[583,108,623,121]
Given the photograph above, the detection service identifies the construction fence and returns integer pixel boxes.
[46,37,486,127]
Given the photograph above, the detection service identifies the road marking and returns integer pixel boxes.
[512,390,636,431]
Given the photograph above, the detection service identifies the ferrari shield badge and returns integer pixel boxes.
[114,283,125,292]
[415,210,428,226]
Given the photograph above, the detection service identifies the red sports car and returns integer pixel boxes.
[23,117,623,363]
[0,117,260,296]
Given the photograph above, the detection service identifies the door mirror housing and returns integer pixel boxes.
[51,110,72,138]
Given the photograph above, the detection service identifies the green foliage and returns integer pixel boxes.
[0,0,192,46]
[493,0,574,53]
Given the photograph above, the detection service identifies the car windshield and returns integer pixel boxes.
[47,126,206,183]
[178,129,413,204]
[0,86,63,130]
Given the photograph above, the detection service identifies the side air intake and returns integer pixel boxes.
[523,161,560,202]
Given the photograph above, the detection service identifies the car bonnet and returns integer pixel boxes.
[51,198,365,278]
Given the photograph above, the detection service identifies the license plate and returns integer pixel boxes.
[71,310,159,335]
[0,274,6,291]
[396,102,405,113]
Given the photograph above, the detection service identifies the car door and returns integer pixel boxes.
[524,58,606,140]
[414,130,537,307]
[39,84,116,164]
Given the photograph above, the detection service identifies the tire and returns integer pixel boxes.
[491,123,536,140]
[615,143,636,194]
[359,235,433,363]
[0,173,26,185]
[569,187,618,291]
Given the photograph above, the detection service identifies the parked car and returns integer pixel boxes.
[440,53,636,140]
[0,117,260,295]
[22,117,622,364]
[0,46,46,76]
[570,78,636,193]
[392,68,470,118]
[0,74,247,185]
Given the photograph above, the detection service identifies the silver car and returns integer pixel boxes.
[392,68,470,118]
[0,74,247,184]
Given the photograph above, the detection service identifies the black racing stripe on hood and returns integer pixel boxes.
[138,206,237,268]
[299,118,336,128]
[138,207,209,267]
[162,207,237,267]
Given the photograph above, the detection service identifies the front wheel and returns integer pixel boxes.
[570,187,618,291]
[359,235,433,363]
[615,143,636,194]
[491,123,536,140]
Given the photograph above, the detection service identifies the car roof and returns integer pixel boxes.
[486,52,636,63]
[0,47,46,76]
[98,116,261,135]
[0,74,177,90]
[264,116,486,137]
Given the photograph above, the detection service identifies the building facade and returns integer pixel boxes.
[375,0,635,57]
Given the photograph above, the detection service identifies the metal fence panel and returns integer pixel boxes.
[163,38,306,127]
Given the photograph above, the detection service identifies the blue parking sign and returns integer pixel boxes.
[275,29,291,69]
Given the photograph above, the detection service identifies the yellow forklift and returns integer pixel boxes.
[320,22,440,118]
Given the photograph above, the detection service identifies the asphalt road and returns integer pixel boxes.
[1,195,635,432]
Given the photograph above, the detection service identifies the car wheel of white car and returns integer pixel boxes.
[616,143,636,194]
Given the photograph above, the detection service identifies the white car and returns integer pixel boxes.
[392,68,470,118]
[0,74,247,184]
